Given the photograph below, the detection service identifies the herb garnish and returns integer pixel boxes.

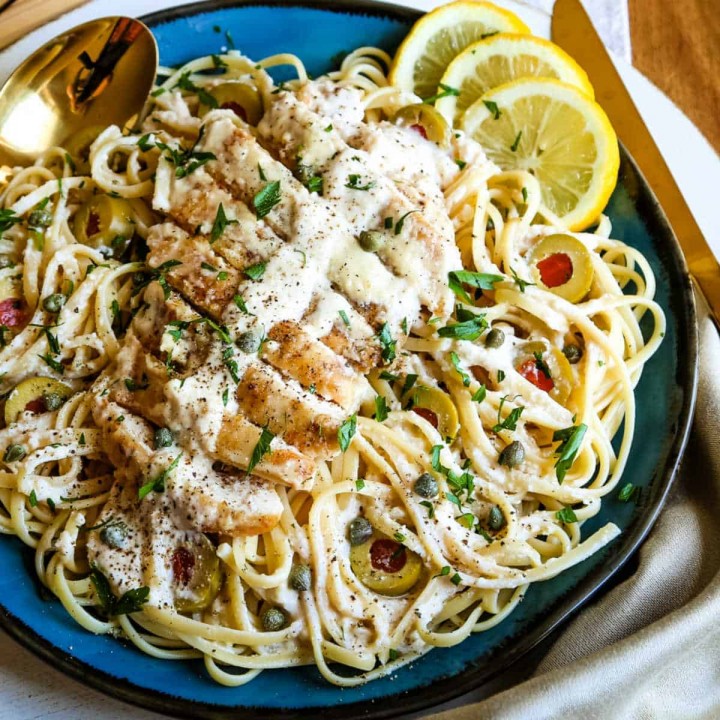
[448,270,503,303]
[510,130,523,152]
[90,566,150,616]
[555,507,578,524]
[509,266,535,292]
[449,351,471,387]
[345,174,375,191]
[253,181,281,219]
[210,203,238,244]
[552,424,587,483]
[438,308,488,341]
[618,482,639,502]
[377,323,396,364]
[374,396,388,422]
[483,100,501,119]
[338,414,357,452]
[155,139,216,179]
[244,262,266,281]
[338,309,351,327]
[138,452,183,499]
[424,83,460,104]
[38,353,64,374]
[247,425,275,473]
[492,396,524,433]
[394,210,418,235]
[175,71,219,109]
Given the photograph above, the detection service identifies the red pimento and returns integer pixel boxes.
[410,123,428,140]
[172,547,195,585]
[412,407,439,428]
[86,212,100,237]
[0,298,27,328]
[536,253,573,288]
[24,398,46,414]
[370,539,406,573]
[221,101,247,121]
[518,358,554,393]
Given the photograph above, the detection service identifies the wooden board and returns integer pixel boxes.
[0,0,88,51]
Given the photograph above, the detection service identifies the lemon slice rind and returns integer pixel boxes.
[389,0,530,100]
[462,78,619,231]
[436,33,594,123]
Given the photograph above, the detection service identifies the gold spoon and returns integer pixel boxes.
[0,16,157,168]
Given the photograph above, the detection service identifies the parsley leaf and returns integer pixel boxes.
[510,266,535,292]
[0,209,20,234]
[247,425,275,473]
[450,351,471,387]
[338,414,357,452]
[553,424,587,483]
[244,262,266,281]
[174,71,218,109]
[38,353,64,375]
[618,482,639,502]
[510,131,523,152]
[472,385,486,403]
[233,295,250,313]
[377,323,396,364]
[448,270,504,303]
[483,100,501,119]
[394,210,418,235]
[438,312,488,341]
[492,396,524,433]
[90,566,149,616]
[338,309,351,327]
[253,181,281,219]
[210,203,238,244]
[424,83,460,104]
[345,174,375,191]
[555,507,578,524]
[374,395,388,422]
[138,452,183,500]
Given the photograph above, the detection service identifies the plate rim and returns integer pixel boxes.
[0,1,699,718]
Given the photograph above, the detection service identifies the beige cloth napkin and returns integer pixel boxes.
[425,298,720,719]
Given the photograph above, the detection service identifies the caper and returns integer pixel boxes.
[100,521,129,549]
[562,344,583,364]
[413,472,438,499]
[154,427,174,449]
[42,293,66,313]
[28,208,52,229]
[488,505,506,531]
[261,607,287,632]
[358,230,385,253]
[288,563,312,591]
[499,440,524,468]
[43,392,65,411]
[348,517,373,547]
[485,328,505,349]
[3,444,26,462]
[236,330,262,354]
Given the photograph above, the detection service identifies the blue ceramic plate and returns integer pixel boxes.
[0,2,698,718]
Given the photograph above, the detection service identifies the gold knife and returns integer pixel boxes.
[552,0,720,329]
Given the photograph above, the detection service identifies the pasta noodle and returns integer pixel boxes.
[0,45,664,686]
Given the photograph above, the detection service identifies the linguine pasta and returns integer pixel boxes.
[0,46,664,686]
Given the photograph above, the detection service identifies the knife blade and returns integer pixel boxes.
[552,0,719,329]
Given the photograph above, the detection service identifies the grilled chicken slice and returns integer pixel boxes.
[198,113,421,337]
[147,222,240,320]
[256,92,459,317]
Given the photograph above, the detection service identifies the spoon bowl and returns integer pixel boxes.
[0,16,157,167]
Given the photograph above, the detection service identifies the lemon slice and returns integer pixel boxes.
[462,78,619,230]
[389,1,530,100]
[436,33,594,124]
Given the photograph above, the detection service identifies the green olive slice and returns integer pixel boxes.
[4,377,72,425]
[73,194,134,252]
[199,82,263,125]
[515,341,574,405]
[172,533,221,613]
[405,385,459,440]
[350,530,422,596]
[528,234,594,303]
[392,104,451,148]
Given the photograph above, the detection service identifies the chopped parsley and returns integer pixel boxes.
[244,262,266,281]
[420,500,435,519]
[338,414,357,452]
[90,566,150,616]
[492,396,524,433]
[472,385,487,403]
[424,83,460,104]
[401,373,418,396]
[253,181,281,219]
[155,138,216,179]
[555,507,578,524]
[210,202,238,244]
[0,209,21,234]
[438,308,488,341]
[448,270,504,303]
[449,351,471,387]
[394,210,418,235]
[374,395,388,422]
[510,130,523,153]
[138,452,183,500]
[247,425,275,473]
[552,424,588,483]
[338,309,351,327]
[345,174,375,191]
[233,294,250,313]
[38,353,64,375]
[377,323,396,364]
[618,482,639,502]
[483,100,501,119]
[175,71,218,108]
[510,266,535,292]
[355,478,365,491]
[29,489,38,507]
